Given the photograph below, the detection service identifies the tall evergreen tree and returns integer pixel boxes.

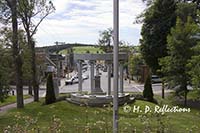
[143,73,154,101]
[187,43,200,89]
[160,16,199,106]
[140,0,177,73]
[45,73,56,104]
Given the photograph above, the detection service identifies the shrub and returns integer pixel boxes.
[45,73,56,104]
[143,74,154,101]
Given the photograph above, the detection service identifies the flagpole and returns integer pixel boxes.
[113,0,119,132]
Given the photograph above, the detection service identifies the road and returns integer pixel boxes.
[10,66,171,96]
[60,67,170,95]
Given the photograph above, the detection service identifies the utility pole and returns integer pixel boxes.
[113,0,119,132]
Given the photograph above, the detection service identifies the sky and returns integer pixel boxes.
[34,0,146,47]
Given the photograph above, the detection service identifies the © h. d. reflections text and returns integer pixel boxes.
[123,105,191,115]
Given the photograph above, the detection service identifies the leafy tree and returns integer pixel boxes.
[45,73,56,104]
[143,73,154,101]
[20,31,32,95]
[18,0,55,102]
[128,54,144,80]
[140,0,177,73]
[179,0,200,8]
[176,2,197,23]
[160,16,199,106]
[0,43,12,102]
[98,28,113,53]
[1,0,24,108]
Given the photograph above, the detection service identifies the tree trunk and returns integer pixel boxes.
[10,0,24,108]
[26,30,39,101]
[31,40,39,102]
[184,86,187,106]
[181,82,188,106]
[28,80,32,95]
[162,81,165,99]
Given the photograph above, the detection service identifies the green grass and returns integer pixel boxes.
[73,46,103,54]
[59,46,104,55]
[0,95,31,107]
[0,94,200,132]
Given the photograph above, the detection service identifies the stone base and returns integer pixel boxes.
[91,88,106,95]
[66,93,135,107]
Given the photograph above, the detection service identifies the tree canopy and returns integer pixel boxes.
[140,0,177,73]
[98,28,113,53]
[160,15,199,105]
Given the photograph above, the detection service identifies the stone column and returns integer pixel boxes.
[96,65,100,76]
[119,62,124,94]
[90,61,95,93]
[107,62,111,96]
[78,60,82,93]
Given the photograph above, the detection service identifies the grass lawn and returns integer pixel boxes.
[73,46,104,54]
[0,95,31,107]
[0,93,200,132]
[59,46,104,55]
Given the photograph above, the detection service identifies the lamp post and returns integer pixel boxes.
[113,0,119,132]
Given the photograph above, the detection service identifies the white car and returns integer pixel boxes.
[65,76,79,85]
[65,74,89,85]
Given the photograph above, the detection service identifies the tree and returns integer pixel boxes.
[0,42,11,102]
[140,0,177,73]
[45,73,56,104]
[160,16,199,106]
[176,2,197,23]
[178,0,200,8]
[2,0,24,108]
[143,73,154,101]
[98,28,113,53]
[187,43,200,89]
[128,53,144,81]
[18,0,55,102]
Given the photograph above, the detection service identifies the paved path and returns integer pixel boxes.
[0,79,67,113]
[0,97,34,113]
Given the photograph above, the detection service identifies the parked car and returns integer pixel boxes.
[151,75,162,83]
[65,76,79,85]
[65,74,89,85]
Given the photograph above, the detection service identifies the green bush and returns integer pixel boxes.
[143,74,154,101]
[45,73,56,104]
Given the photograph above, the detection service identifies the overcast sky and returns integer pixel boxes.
[34,0,146,47]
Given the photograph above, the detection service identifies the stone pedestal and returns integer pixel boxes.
[77,61,82,92]
[107,63,111,96]
[91,75,105,95]
[90,61,95,93]
[119,63,124,94]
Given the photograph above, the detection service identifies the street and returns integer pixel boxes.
[11,66,171,97]
[59,66,171,95]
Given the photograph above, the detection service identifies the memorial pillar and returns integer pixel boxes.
[90,61,95,93]
[78,60,82,93]
[107,62,111,96]
[119,62,124,94]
